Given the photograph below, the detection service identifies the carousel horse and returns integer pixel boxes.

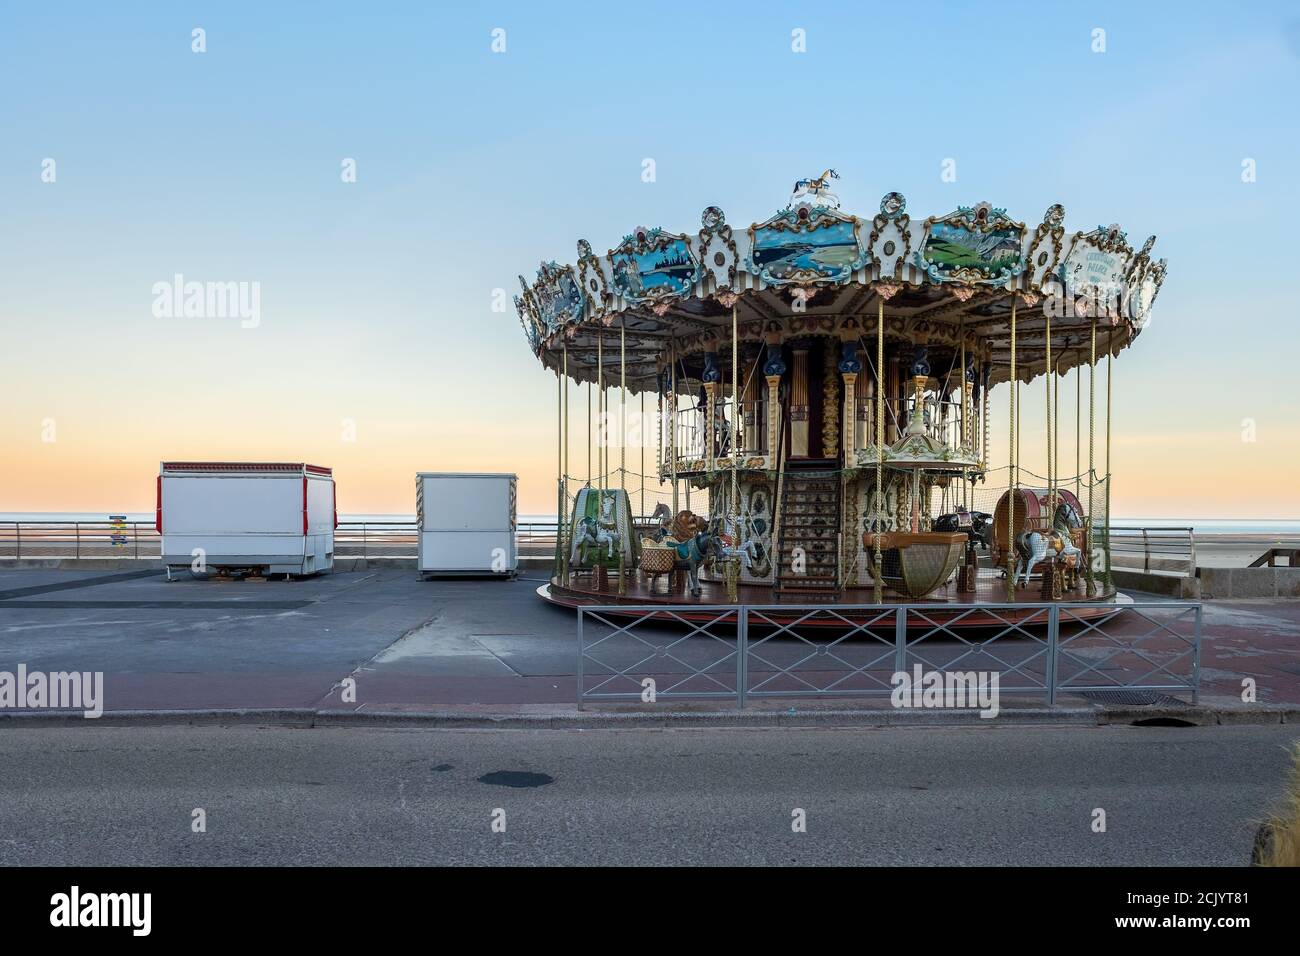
[1051,501,1084,588]
[648,502,673,541]
[792,168,840,203]
[668,510,707,543]
[1013,503,1083,587]
[720,534,761,572]
[571,515,620,566]
[670,518,726,596]
[934,508,993,551]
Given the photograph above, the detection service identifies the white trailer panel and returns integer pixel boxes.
[159,462,335,576]
[416,472,517,576]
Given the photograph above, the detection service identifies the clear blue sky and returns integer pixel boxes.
[2,1,1298,516]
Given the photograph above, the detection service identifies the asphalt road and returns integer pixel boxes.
[0,722,1294,866]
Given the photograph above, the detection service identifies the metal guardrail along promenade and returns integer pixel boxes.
[1108,526,1196,576]
[578,602,1202,709]
[0,520,560,560]
[4,521,1287,580]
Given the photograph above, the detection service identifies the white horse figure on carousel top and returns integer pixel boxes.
[792,169,841,209]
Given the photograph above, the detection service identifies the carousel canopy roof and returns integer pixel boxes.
[514,173,1167,393]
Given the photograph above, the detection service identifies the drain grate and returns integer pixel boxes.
[1076,689,1189,706]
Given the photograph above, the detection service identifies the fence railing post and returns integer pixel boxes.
[75,522,80,559]
[577,608,585,711]
[894,607,907,674]
[1192,604,1202,705]
[1046,604,1059,706]
[737,606,747,710]
[14,522,20,560]
[134,522,139,559]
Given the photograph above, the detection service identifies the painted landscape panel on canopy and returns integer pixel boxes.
[751,219,860,282]
[611,239,697,301]
[922,222,1023,280]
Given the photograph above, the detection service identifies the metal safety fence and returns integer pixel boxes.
[0,519,562,560]
[578,601,1201,709]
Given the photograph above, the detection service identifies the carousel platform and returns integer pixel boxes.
[540,575,1126,628]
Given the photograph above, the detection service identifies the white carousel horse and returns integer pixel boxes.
[571,515,620,565]
[792,168,840,205]
[1013,503,1083,587]
[713,518,760,571]
[1013,530,1054,587]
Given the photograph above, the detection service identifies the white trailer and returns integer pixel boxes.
[158,461,336,576]
[416,472,517,577]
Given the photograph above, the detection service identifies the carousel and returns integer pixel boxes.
[514,172,1166,624]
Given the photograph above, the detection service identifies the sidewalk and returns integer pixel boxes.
[0,567,1297,723]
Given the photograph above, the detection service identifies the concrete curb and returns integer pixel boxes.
[0,703,1295,729]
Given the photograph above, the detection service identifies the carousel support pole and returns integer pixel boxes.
[732,306,740,555]
[1046,308,1053,520]
[1086,318,1097,596]
[555,364,564,585]
[982,353,991,470]
[959,324,967,452]
[1105,331,1114,591]
[1054,358,1060,507]
[657,374,664,481]
[618,319,627,596]
[1016,380,1022,488]
[873,298,885,604]
[703,381,718,475]
[561,343,569,585]
[597,333,604,492]
[670,343,679,515]
[586,381,592,488]
[1075,359,1081,499]
[1045,308,1055,597]
[959,324,968,514]
[641,389,646,522]
[1007,298,1018,601]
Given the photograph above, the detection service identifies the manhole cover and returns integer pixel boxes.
[477,771,554,788]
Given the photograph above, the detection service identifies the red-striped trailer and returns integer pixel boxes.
[157,461,336,577]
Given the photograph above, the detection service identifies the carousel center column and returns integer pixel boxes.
[838,334,863,586]
[789,346,809,458]
[763,341,786,466]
